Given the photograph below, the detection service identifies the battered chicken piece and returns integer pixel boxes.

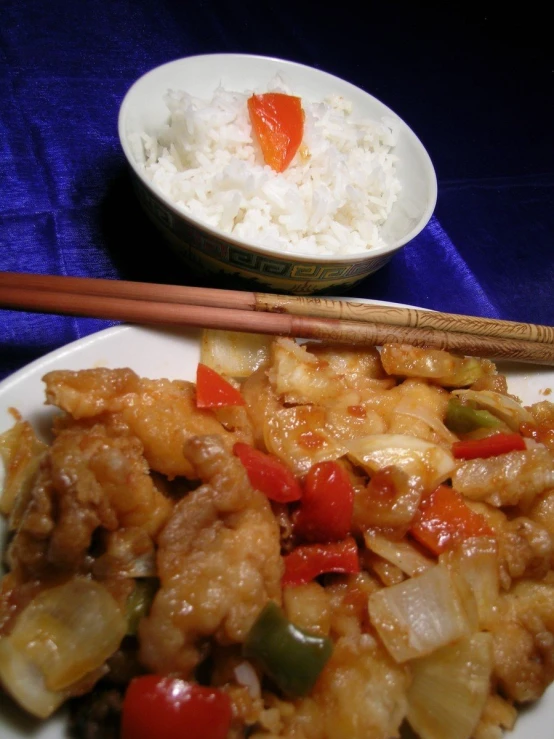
[0,418,47,520]
[252,635,409,739]
[527,488,554,549]
[466,501,553,588]
[7,423,171,580]
[386,378,454,444]
[246,576,409,739]
[44,368,251,479]
[489,579,554,702]
[267,338,353,406]
[139,434,283,676]
[305,343,390,388]
[44,367,142,418]
[305,634,409,739]
[452,447,554,509]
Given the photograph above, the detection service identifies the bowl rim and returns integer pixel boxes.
[118,52,438,265]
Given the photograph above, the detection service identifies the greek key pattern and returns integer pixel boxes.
[223,243,390,281]
[134,180,392,285]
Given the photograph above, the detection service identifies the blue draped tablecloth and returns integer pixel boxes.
[1,1,553,380]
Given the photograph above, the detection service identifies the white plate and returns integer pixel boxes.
[0,319,553,738]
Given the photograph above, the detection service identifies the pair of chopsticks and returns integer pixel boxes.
[0,271,553,365]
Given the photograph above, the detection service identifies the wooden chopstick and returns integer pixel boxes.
[1,273,553,365]
[1,271,553,345]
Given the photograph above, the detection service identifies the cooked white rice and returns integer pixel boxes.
[137,76,401,256]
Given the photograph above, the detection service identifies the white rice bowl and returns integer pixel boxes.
[135,75,402,257]
[118,54,437,293]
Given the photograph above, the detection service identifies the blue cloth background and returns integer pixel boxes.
[1,2,553,380]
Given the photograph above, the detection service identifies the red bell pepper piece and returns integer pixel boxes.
[282,536,360,587]
[120,675,232,739]
[196,363,245,408]
[410,484,494,555]
[248,92,304,172]
[452,432,526,459]
[294,460,354,542]
[233,442,302,502]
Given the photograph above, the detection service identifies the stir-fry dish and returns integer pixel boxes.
[1,332,554,739]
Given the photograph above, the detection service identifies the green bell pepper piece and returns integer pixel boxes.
[126,578,158,636]
[445,398,501,434]
[243,601,333,698]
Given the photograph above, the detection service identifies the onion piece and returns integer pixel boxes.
[440,536,499,629]
[368,564,472,663]
[394,395,458,444]
[406,632,493,739]
[0,637,68,719]
[345,434,455,492]
[0,578,126,718]
[364,531,434,577]
[451,389,534,430]
[234,661,262,699]
[200,329,272,378]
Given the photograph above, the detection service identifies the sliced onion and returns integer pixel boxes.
[345,434,455,492]
[368,564,472,663]
[0,637,67,719]
[234,661,262,699]
[364,531,434,577]
[0,578,126,717]
[451,389,534,430]
[440,536,499,629]
[406,632,493,739]
[200,329,272,378]
[393,395,458,444]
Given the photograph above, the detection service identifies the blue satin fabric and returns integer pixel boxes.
[1,1,553,380]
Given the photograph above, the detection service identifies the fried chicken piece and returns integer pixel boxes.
[489,579,554,702]
[267,339,393,408]
[466,501,553,588]
[304,343,390,387]
[139,435,283,676]
[255,635,409,739]
[305,635,409,739]
[0,418,47,520]
[452,447,554,509]
[527,488,554,549]
[44,368,251,479]
[7,423,171,580]
[44,367,142,418]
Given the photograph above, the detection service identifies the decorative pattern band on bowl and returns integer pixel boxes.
[132,176,393,295]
